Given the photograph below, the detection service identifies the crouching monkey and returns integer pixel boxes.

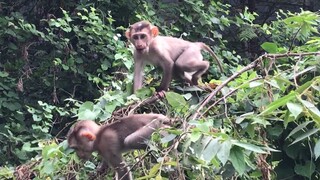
[126,20,223,93]
[67,113,170,180]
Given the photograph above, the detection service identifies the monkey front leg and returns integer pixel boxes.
[157,61,174,92]
[133,58,144,93]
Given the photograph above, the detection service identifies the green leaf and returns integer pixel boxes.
[217,140,232,165]
[296,79,313,93]
[160,134,176,143]
[41,162,55,175]
[149,163,160,176]
[286,121,311,139]
[314,139,320,160]
[202,138,220,163]
[77,109,99,120]
[267,124,283,137]
[79,101,94,111]
[190,130,202,142]
[289,128,319,146]
[286,102,303,119]
[261,42,278,53]
[155,175,162,180]
[0,71,9,77]
[300,99,320,124]
[259,92,297,116]
[294,161,315,179]
[230,146,246,175]
[165,92,189,113]
[232,141,267,153]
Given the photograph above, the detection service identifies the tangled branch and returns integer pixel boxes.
[191,51,320,120]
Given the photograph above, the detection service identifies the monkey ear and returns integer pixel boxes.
[151,26,159,37]
[125,30,131,39]
[80,131,96,141]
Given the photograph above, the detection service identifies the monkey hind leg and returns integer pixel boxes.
[173,66,192,84]
[191,61,209,85]
[106,153,132,180]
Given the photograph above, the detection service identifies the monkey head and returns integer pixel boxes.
[67,120,100,160]
[125,21,159,53]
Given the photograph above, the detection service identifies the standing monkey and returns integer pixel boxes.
[67,114,170,180]
[125,20,223,93]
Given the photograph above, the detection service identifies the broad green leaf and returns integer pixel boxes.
[286,102,303,119]
[230,146,246,175]
[232,141,267,153]
[77,109,98,120]
[202,138,220,163]
[259,92,297,116]
[261,42,278,53]
[41,162,55,175]
[190,130,202,142]
[314,139,320,160]
[165,92,188,113]
[193,136,212,158]
[286,121,311,139]
[294,161,315,179]
[79,101,94,111]
[289,128,319,146]
[217,140,232,165]
[300,99,320,124]
[197,123,210,133]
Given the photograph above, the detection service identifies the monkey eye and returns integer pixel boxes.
[132,35,139,40]
[140,34,146,39]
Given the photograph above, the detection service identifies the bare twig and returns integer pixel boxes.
[191,59,259,120]
[201,77,263,118]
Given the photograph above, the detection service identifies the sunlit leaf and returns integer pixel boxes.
[190,130,202,142]
[314,139,320,160]
[149,163,160,176]
[261,42,278,53]
[286,102,303,119]
[300,99,320,124]
[161,134,176,143]
[249,81,262,88]
[232,141,266,153]
[259,92,297,116]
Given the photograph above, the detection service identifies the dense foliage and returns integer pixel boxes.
[0,0,319,179]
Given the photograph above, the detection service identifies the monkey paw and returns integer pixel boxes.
[155,90,166,98]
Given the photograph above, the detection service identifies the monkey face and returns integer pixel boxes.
[68,137,95,160]
[67,120,99,160]
[74,148,92,160]
[131,31,150,52]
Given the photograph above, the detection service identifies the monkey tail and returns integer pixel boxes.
[200,43,223,72]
